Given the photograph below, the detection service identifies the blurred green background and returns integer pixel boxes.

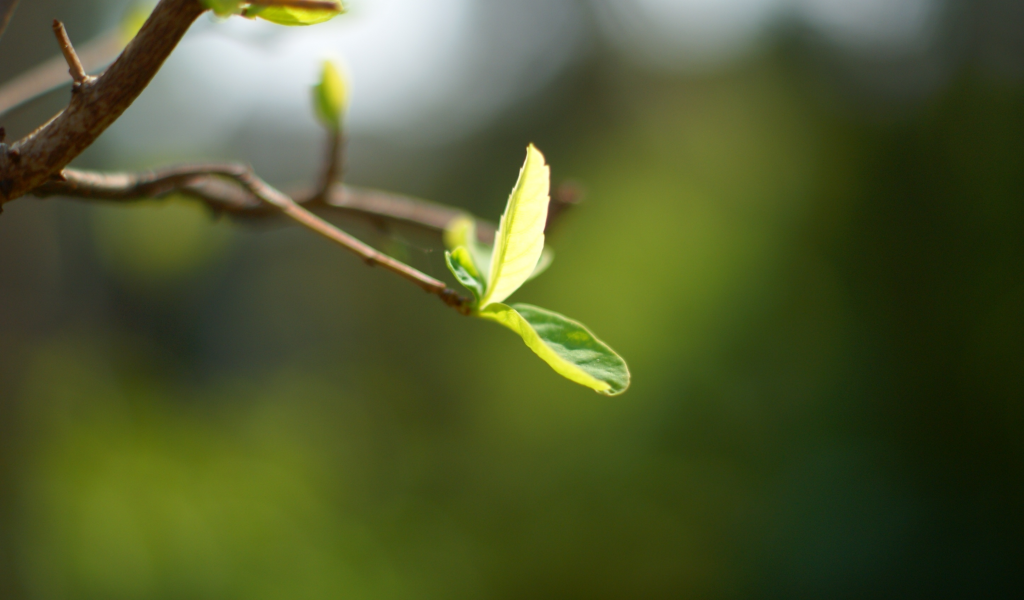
[2,0,1023,598]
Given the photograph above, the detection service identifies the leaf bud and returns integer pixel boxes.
[312,59,348,132]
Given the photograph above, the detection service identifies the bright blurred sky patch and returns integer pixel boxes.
[107,0,943,158]
[594,0,785,69]
[110,0,584,154]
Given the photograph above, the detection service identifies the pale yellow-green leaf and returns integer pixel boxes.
[244,2,343,26]
[443,215,492,285]
[479,303,630,395]
[445,247,485,302]
[312,60,347,131]
[479,144,550,307]
[203,0,242,17]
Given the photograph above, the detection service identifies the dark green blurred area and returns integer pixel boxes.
[2,1,1024,598]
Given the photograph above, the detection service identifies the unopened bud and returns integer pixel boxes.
[312,59,348,132]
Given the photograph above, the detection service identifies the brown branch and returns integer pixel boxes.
[33,164,258,207]
[34,165,473,314]
[322,182,486,236]
[32,163,490,237]
[314,129,343,201]
[33,162,582,246]
[232,170,470,312]
[0,0,206,205]
[0,28,124,118]
[323,182,582,243]
[30,165,468,228]
[31,158,582,309]
[2,0,480,313]
[51,20,89,84]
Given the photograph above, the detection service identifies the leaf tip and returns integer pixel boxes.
[481,304,630,396]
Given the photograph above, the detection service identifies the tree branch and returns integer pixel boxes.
[229,168,472,313]
[34,162,582,245]
[313,129,343,201]
[2,0,571,313]
[51,20,89,85]
[33,163,493,238]
[34,165,474,313]
[0,0,205,204]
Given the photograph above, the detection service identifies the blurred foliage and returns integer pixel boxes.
[91,198,233,291]
[1,0,1024,599]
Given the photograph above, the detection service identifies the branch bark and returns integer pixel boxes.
[314,130,344,201]
[34,164,582,245]
[0,0,205,204]
[34,165,474,313]
[33,164,494,238]
[3,1,573,315]
[52,20,89,84]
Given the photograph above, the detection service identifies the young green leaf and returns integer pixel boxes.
[203,0,243,17]
[244,2,343,26]
[444,215,491,285]
[444,213,555,294]
[443,146,626,393]
[478,303,630,396]
[478,144,550,308]
[445,247,485,303]
[312,60,347,132]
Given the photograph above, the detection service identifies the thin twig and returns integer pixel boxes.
[0,28,124,118]
[34,164,497,240]
[0,0,533,315]
[31,165,471,230]
[51,20,90,84]
[314,129,343,201]
[34,162,582,245]
[230,169,470,312]
[34,165,473,313]
[322,182,481,235]
[32,159,581,308]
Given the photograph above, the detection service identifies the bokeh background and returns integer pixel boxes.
[2,0,1023,597]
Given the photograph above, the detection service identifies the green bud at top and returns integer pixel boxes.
[312,59,348,132]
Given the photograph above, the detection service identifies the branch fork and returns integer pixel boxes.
[2,0,593,315]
